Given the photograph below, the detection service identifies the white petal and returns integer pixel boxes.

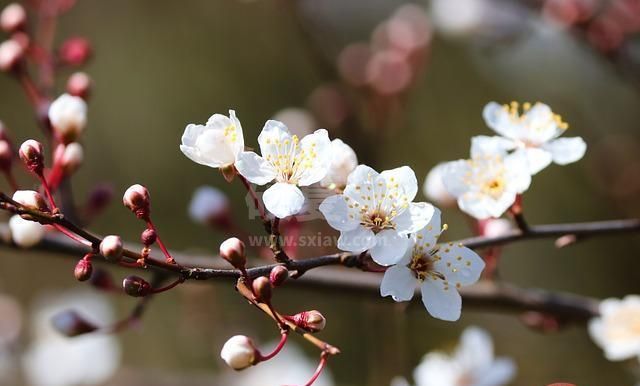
[320,139,358,189]
[297,129,332,186]
[263,183,305,218]
[180,124,228,168]
[503,152,532,194]
[423,163,456,207]
[420,278,462,321]
[413,353,461,386]
[343,166,385,207]
[347,164,380,186]
[441,160,471,197]
[474,358,517,386]
[454,326,494,371]
[257,120,291,159]
[228,110,245,156]
[337,227,376,253]
[521,147,552,175]
[458,191,515,220]
[435,244,485,285]
[482,102,519,139]
[380,265,416,302]
[394,202,435,235]
[369,230,411,266]
[470,135,515,158]
[412,208,441,250]
[235,151,276,185]
[380,166,418,202]
[9,215,45,248]
[544,137,587,165]
[318,195,359,232]
[520,103,560,144]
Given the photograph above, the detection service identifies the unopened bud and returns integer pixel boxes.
[66,72,92,99]
[0,38,25,72]
[51,310,98,337]
[18,139,44,174]
[220,335,257,371]
[74,258,92,281]
[85,183,113,215]
[219,237,246,270]
[9,215,44,248]
[188,186,231,229]
[269,265,289,287]
[48,93,87,143]
[122,275,151,297]
[60,142,83,174]
[252,276,272,304]
[100,235,123,262]
[0,3,26,33]
[12,190,48,213]
[89,268,115,291]
[141,228,156,246]
[122,184,150,219]
[59,37,92,66]
[290,310,326,333]
[0,140,13,172]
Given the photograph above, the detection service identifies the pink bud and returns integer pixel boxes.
[12,190,48,213]
[100,235,123,262]
[220,335,258,371]
[252,276,272,304]
[59,37,92,66]
[0,4,26,33]
[74,258,92,281]
[0,140,13,172]
[141,228,156,246]
[66,71,92,99]
[219,237,246,270]
[269,265,288,287]
[290,310,326,333]
[122,184,150,219]
[60,142,83,174]
[0,38,24,72]
[122,275,151,297]
[51,310,98,337]
[18,139,44,175]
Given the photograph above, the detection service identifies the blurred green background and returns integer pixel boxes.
[0,0,639,385]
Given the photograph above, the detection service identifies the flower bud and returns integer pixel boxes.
[85,183,113,216]
[0,3,26,33]
[290,310,326,333]
[251,276,272,304]
[89,268,115,291]
[423,163,456,208]
[9,214,44,248]
[0,139,13,172]
[188,186,231,229]
[100,235,123,262]
[220,335,257,371]
[66,71,92,99]
[122,275,151,297]
[12,190,48,212]
[74,258,92,281]
[51,310,98,337]
[219,237,246,270]
[0,38,25,72]
[122,184,150,219]
[141,228,156,246]
[18,139,44,174]
[60,142,83,174]
[48,93,87,143]
[269,265,288,287]
[59,37,92,66]
[481,218,512,238]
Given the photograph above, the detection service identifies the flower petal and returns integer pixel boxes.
[482,102,519,139]
[544,137,587,165]
[458,191,516,220]
[380,166,418,202]
[235,151,276,185]
[474,358,517,386]
[435,244,485,286]
[257,120,292,158]
[180,124,231,168]
[380,265,416,302]
[420,278,462,321]
[347,164,380,186]
[441,160,471,197]
[503,152,531,194]
[337,227,376,253]
[394,202,435,235]
[262,182,305,218]
[454,326,494,371]
[369,229,411,266]
[228,110,245,156]
[318,195,359,232]
[520,102,561,144]
[470,135,515,158]
[412,207,442,250]
[297,129,332,186]
[521,147,552,175]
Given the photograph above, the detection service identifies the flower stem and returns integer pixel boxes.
[256,331,289,362]
[146,220,176,264]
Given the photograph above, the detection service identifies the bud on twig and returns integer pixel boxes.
[59,37,92,66]
[12,190,48,213]
[0,3,26,33]
[74,257,93,281]
[66,72,92,99]
[141,228,156,246]
[252,276,272,304]
[219,237,246,271]
[123,184,150,219]
[60,142,84,174]
[18,139,44,175]
[100,235,123,262]
[9,215,44,248]
[122,275,151,297]
[220,335,258,371]
[48,94,87,143]
[269,265,288,287]
[51,310,98,337]
[0,139,13,172]
[0,38,24,72]
[289,310,326,333]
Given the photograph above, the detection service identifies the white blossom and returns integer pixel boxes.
[180,110,244,169]
[48,94,88,142]
[320,138,358,190]
[188,186,229,224]
[589,295,640,361]
[319,164,434,266]
[235,120,332,218]
[393,326,516,386]
[476,101,586,175]
[423,163,456,208]
[220,335,257,371]
[9,215,45,248]
[441,152,531,220]
[380,209,484,321]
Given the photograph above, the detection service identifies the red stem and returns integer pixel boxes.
[256,331,289,362]
[52,223,91,246]
[296,352,328,386]
[149,277,184,294]
[146,220,176,264]
[238,174,267,223]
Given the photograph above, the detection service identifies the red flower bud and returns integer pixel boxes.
[51,310,98,337]
[141,228,157,246]
[66,71,92,99]
[0,3,26,33]
[122,184,150,219]
[290,310,326,333]
[0,38,25,72]
[18,139,44,175]
[219,237,246,270]
[269,265,289,287]
[59,37,92,66]
[74,258,93,281]
[122,275,151,297]
[89,268,115,291]
[251,276,272,304]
